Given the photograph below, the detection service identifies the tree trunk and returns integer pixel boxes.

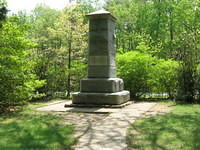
[67,39,71,98]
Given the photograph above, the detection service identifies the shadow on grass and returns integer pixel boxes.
[127,105,200,150]
[0,113,75,150]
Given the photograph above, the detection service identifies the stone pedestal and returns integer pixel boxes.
[72,10,130,106]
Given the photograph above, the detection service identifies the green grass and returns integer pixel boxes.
[0,104,76,150]
[127,103,200,150]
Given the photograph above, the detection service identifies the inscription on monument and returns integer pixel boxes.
[89,56,108,66]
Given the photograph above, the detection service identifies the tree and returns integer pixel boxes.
[17,4,88,99]
[48,5,88,97]
[106,0,200,102]
[0,17,44,112]
[0,0,8,26]
[105,0,138,52]
[27,5,61,96]
[171,0,200,102]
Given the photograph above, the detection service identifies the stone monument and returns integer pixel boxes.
[72,10,130,106]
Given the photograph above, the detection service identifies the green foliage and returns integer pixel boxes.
[2,0,199,103]
[0,0,7,28]
[117,51,178,98]
[23,5,88,98]
[106,0,200,102]
[48,5,87,96]
[21,5,61,97]
[105,0,138,52]
[26,6,63,95]
[77,0,104,12]
[117,51,155,98]
[149,59,179,98]
[70,61,87,92]
[0,18,45,111]
[128,104,200,150]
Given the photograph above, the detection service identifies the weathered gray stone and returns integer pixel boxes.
[87,10,116,21]
[87,11,116,78]
[89,56,108,66]
[81,78,124,93]
[88,66,116,78]
[71,10,130,106]
[72,91,130,105]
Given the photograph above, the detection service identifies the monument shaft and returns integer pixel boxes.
[88,13,116,78]
[72,10,130,105]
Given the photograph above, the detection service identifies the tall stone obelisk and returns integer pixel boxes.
[72,10,130,105]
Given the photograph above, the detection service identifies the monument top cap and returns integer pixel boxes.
[87,10,116,20]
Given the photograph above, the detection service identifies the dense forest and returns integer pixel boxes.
[0,0,199,112]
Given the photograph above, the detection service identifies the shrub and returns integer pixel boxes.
[148,59,179,99]
[117,51,178,99]
[117,51,156,98]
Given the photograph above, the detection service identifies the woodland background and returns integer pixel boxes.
[0,0,200,112]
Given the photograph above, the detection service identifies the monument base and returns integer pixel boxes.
[65,100,133,108]
[72,90,130,105]
[80,78,124,93]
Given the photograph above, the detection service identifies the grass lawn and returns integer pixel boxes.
[0,103,76,150]
[127,102,200,150]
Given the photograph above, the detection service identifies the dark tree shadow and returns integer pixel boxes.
[0,113,75,150]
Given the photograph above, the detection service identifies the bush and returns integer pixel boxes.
[117,51,156,98]
[117,51,178,99]
[148,59,179,99]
